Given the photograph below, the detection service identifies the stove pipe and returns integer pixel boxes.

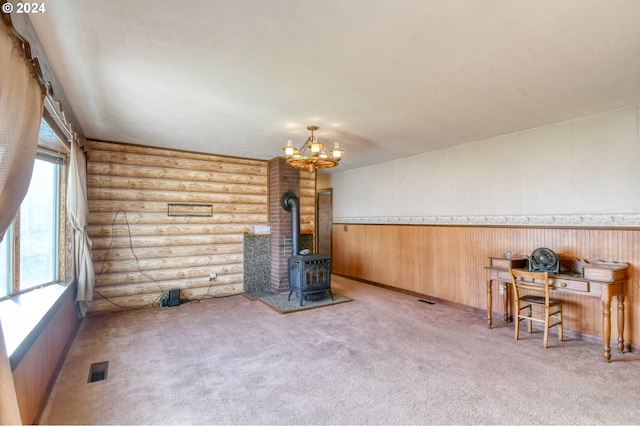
[280,191,300,256]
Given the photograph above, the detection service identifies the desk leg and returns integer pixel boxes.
[617,293,625,353]
[602,300,612,362]
[502,283,510,323]
[486,279,493,328]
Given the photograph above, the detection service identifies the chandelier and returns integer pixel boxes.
[282,125,344,172]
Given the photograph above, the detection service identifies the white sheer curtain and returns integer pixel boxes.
[0,19,45,426]
[67,140,95,317]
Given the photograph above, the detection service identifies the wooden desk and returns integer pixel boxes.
[485,264,626,362]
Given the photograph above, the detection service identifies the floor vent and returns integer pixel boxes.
[418,299,436,305]
[88,361,109,383]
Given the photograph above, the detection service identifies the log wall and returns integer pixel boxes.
[87,141,311,313]
[333,224,640,347]
[299,169,316,236]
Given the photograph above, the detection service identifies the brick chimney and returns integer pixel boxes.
[268,157,300,292]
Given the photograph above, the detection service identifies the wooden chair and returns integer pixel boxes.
[509,268,563,348]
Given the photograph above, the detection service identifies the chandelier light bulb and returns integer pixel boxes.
[332,142,342,159]
[310,137,322,154]
[285,140,294,157]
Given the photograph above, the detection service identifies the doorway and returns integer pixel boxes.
[316,188,332,256]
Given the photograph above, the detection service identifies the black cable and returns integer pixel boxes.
[94,209,167,310]
[94,209,240,309]
[180,292,240,304]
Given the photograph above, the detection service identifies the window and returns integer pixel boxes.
[20,158,61,290]
[0,119,66,298]
[0,226,13,298]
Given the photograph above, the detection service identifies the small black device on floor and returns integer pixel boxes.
[168,289,181,307]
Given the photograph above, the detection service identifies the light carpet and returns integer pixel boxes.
[40,275,640,425]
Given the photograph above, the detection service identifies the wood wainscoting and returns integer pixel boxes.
[332,223,639,347]
[11,285,78,425]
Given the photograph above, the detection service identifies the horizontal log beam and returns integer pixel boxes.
[88,163,267,185]
[89,140,266,167]
[87,188,267,204]
[88,200,267,214]
[95,274,243,298]
[88,212,267,226]
[87,224,247,238]
[91,234,243,250]
[93,254,243,274]
[95,265,243,286]
[92,244,243,262]
[89,283,243,313]
[89,150,266,176]
[87,175,267,195]
[181,284,243,301]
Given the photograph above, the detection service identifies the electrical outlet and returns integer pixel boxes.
[209,272,217,282]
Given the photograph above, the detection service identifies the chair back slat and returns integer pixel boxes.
[509,269,551,305]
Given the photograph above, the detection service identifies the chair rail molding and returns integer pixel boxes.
[334,213,640,227]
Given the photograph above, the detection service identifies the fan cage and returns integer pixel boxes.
[529,247,560,274]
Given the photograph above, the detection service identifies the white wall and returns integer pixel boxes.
[323,106,640,225]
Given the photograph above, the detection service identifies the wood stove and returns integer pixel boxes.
[280,190,333,306]
[288,254,333,306]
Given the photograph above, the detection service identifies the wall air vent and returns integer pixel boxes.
[167,203,213,217]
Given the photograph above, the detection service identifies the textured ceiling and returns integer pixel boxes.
[27,0,640,172]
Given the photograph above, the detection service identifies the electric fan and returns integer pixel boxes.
[529,247,560,274]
